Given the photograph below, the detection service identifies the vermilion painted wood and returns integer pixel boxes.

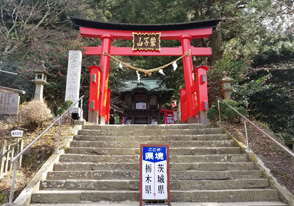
[87,65,103,112]
[80,27,213,40]
[160,109,175,124]
[179,88,188,122]
[181,36,195,117]
[106,89,111,122]
[195,65,210,111]
[79,21,216,122]
[99,35,112,118]
[83,46,212,56]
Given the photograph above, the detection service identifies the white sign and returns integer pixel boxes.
[141,146,168,201]
[136,102,146,110]
[166,115,174,124]
[11,130,23,138]
[65,50,82,107]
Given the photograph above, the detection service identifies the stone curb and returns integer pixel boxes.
[222,126,294,206]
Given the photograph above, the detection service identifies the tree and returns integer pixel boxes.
[0,0,293,134]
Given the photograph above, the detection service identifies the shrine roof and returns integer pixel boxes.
[69,16,220,31]
[116,79,173,93]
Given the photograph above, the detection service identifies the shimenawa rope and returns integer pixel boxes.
[103,51,190,76]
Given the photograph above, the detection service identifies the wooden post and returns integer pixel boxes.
[0,139,23,178]
[9,143,15,171]
[0,140,7,178]
[4,142,10,176]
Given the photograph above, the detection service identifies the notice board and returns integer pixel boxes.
[140,144,170,206]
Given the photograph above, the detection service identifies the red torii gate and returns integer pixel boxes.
[70,17,219,124]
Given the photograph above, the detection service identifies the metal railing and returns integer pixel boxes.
[217,96,294,158]
[8,96,84,203]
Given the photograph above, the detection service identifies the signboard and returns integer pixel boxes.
[166,115,174,124]
[133,33,161,51]
[11,130,23,138]
[136,102,147,110]
[140,144,170,206]
[0,90,19,115]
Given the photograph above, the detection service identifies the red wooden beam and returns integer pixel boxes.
[84,46,211,56]
[80,27,213,40]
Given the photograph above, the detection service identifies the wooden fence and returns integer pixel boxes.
[0,138,23,179]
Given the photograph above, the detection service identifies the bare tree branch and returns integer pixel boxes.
[7,0,23,37]
[0,1,9,36]
[273,0,294,14]
[23,3,38,27]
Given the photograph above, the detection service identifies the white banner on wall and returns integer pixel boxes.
[136,102,146,110]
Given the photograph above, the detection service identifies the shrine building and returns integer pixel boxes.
[114,78,173,124]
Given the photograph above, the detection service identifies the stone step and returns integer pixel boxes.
[54,162,256,172]
[40,179,270,190]
[29,202,288,206]
[59,154,248,163]
[83,124,210,130]
[73,134,230,141]
[78,128,224,136]
[46,170,262,180]
[70,140,236,148]
[31,189,280,203]
[66,147,241,155]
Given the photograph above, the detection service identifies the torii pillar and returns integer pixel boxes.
[99,35,113,125]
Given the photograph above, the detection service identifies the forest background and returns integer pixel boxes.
[0,0,293,141]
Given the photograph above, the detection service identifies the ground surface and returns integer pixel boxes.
[0,120,74,204]
[223,122,294,194]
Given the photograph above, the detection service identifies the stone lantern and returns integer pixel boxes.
[221,71,234,100]
[32,61,49,101]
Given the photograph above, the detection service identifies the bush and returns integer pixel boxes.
[207,105,218,121]
[57,100,73,116]
[19,100,53,130]
[207,99,248,123]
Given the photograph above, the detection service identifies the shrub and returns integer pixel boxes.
[57,100,73,116]
[19,100,53,130]
[207,105,218,121]
[207,99,248,123]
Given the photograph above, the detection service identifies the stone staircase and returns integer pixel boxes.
[30,124,287,205]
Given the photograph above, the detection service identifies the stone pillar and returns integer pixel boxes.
[33,82,45,101]
[221,71,234,100]
[65,51,82,107]
[32,62,48,102]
